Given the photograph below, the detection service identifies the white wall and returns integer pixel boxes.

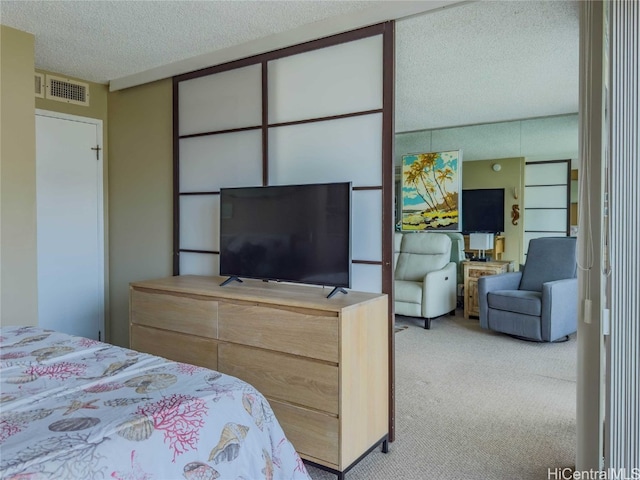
[0,26,37,327]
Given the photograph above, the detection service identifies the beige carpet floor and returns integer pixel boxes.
[305,310,576,480]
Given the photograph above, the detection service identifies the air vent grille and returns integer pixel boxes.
[35,73,45,98]
[45,75,89,106]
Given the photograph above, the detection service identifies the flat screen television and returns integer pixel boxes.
[219,182,352,298]
[462,188,505,234]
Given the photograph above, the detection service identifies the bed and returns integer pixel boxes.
[0,326,311,480]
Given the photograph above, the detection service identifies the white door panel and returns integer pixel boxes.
[523,160,570,259]
[36,112,104,340]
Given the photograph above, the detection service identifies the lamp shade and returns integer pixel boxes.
[469,233,494,251]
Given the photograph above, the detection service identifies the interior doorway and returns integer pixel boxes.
[35,110,104,340]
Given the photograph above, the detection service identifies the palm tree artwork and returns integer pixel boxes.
[401,150,461,231]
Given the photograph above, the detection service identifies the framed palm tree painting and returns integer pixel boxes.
[401,150,462,231]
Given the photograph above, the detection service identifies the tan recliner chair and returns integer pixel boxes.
[394,232,457,329]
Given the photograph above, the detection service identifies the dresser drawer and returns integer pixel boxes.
[131,324,218,371]
[130,288,218,338]
[218,302,338,362]
[218,343,338,414]
[270,399,339,468]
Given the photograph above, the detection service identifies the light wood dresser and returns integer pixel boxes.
[129,275,389,478]
[463,260,514,319]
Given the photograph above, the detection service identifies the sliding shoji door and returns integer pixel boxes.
[176,64,264,275]
[174,24,394,296]
[523,159,571,256]
[174,22,396,439]
[266,35,385,293]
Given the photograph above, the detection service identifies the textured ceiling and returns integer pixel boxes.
[0,0,383,84]
[395,1,579,131]
[0,0,579,132]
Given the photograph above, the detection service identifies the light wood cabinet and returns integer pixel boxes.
[129,275,388,476]
[463,260,514,319]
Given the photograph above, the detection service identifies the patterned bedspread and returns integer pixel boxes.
[0,326,310,480]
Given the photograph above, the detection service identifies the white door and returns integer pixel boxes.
[36,111,104,340]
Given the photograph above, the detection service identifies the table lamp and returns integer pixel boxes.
[469,233,494,261]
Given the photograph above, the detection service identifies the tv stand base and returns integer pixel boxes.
[303,435,389,480]
[327,286,348,299]
[219,276,243,287]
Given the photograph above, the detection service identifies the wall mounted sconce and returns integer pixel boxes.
[492,163,502,172]
[512,187,519,199]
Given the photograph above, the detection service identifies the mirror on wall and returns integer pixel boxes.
[393,1,579,264]
[570,169,579,236]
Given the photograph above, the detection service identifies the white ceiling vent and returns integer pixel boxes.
[46,74,89,106]
[35,73,45,98]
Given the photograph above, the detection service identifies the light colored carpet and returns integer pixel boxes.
[305,311,576,480]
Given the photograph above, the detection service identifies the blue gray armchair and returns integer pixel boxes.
[478,237,578,342]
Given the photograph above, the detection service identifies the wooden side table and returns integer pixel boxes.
[463,260,514,319]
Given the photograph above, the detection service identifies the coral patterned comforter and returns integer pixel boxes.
[0,326,310,480]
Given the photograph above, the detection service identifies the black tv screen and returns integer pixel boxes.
[219,182,352,288]
[462,188,505,234]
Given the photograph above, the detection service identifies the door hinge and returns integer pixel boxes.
[98,330,102,342]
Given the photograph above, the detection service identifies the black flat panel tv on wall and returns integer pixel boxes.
[462,188,505,234]
[219,182,352,295]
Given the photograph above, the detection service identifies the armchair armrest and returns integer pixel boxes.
[541,278,578,341]
[423,261,456,287]
[479,272,522,291]
[477,272,522,328]
[421,262,456,318]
